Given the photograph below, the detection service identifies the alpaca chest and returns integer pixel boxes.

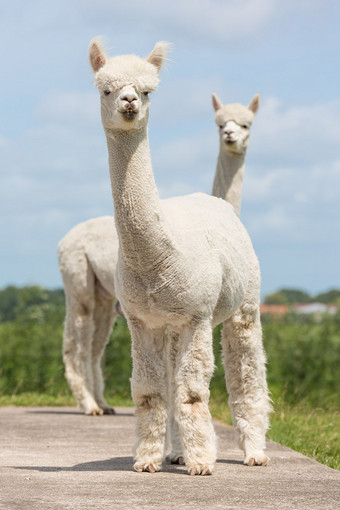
[115,251,247,326]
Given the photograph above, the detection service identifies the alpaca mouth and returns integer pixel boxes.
[223,134,236,145]
[122,110,138,121]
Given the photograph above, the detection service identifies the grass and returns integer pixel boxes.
[0,392,75,407]
[0,392,134,408]
[268,398,340,471]
[209,394,340,471]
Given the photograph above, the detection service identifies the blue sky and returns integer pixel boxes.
[1,0,340,298]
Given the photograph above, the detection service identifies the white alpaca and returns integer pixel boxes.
[211,92,260,216]
[88,38,271,476]
[58,97,256,417]
[58,216,118,415]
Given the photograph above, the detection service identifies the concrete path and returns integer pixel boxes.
[0,406,339,509]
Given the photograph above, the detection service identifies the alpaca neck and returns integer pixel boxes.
[211,149,246,217]
[105,125,170,269]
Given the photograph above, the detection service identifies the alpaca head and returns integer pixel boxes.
[89,38,170,131]
[212,93,260,155]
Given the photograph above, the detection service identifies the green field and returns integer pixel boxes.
[0,286,339,470]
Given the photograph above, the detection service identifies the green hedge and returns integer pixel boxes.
[210,314,340,407]
[0,286,339,409]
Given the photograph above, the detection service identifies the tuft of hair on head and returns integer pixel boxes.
[248,93,260,114]
[89,36,107,73]
[146,41,173,70]
[212,92,223,112]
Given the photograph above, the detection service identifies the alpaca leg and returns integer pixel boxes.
[129,320,168,473]
[175,320,216,476]
[221,306,272,465]
[165,331,184,465]
[92,288,117,415]
[166,414,184,465]
[63,297,103,415]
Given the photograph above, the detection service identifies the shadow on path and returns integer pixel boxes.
[27,410,134,417]
[217,459,243,466]
[11,457,134,472]
[10,456,243,474]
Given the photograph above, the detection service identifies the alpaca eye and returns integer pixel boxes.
[143,91,149,96]
[219,125,224,129]
[104,90,111,96]
[242,125,249,129]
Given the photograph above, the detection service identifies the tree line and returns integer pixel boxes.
[1,284,339,322]
[264,288,340,305]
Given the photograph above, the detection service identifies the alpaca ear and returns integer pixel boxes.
[212,93,223,112]
[89,37,107,73]
[147,41,171,70]
[248,93,260,114]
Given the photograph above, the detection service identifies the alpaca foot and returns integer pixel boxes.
[166,453,185,465]
[102,406,116,415]
[134,462,161,473]
[244,452,269,466]
[188,464,214,476]
[85,406,104,416]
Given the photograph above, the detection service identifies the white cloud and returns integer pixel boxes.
[0,135,10,148]
[243,166,294,203]
[36,91,99,128]
[76,0,275,44]
[243,157,340,247]
[0,89,112,264]
[309,159,340,204]
[151,127,217,198]
[153,130,215,170]
[251,97,340,165]
[245,205,293,237]
[151,76,223,128]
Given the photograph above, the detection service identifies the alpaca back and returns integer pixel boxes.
[58,216,119,298]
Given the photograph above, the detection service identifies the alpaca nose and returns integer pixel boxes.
[121,91,138,103]
[224,121,238,135]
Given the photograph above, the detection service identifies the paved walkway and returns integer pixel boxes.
[0,406,339,509]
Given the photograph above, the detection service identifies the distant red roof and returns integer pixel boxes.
[260,304,288,315]
[260,303,338,316]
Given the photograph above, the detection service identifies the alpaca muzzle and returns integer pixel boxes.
[119,102,139,121]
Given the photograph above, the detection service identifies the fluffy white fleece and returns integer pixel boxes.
[58,216,118,415]
[87,38,271,476]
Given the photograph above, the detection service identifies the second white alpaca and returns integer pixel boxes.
[212,92,260,216]
[58,216,118,415]
[87,38,271,476]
